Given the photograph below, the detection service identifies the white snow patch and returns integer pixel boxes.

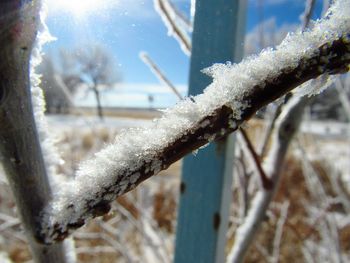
[0,252,12,263]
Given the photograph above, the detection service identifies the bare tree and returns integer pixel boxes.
[39,54,74,114]
[63,45,121,120]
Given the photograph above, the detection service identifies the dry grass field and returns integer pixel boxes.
[0,112,349,262]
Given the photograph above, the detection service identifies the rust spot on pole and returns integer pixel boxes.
[213,212,221,231]
[180,181,186,194]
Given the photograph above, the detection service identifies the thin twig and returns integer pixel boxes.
[74,231,134,262]
[239,128,273,190]
[301,0,316,30]
[271,201,290,263]
[227,94,312,263]
[167,0,193,32]
[139,52,184,100]
[335,77,350,121]
[154,0,192,55]
[259,0,316,157]
[112,203,170,263]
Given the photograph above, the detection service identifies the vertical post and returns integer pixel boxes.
[174,1,246,262]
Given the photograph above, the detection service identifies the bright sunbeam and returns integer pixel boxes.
[47,0,116,18]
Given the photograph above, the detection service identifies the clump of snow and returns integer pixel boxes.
[42,0,350,241]
[202,0,349,115]
[0,252,12,263]
[30,1,64,190]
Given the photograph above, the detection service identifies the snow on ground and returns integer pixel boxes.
[305,139,350,187]
[301,121,350,138]
[299,121,350,191]
[46,114,152,130]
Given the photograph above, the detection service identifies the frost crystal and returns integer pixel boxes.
[42,0,350,241]
[30,2,62,190]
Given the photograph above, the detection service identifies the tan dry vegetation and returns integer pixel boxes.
[237,122,349,262]
[244,157,311,263]
[0,116,348,262]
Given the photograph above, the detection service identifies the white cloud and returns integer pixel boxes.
[244,17,298,55]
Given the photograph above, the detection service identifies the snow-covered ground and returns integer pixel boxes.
[47,114,350,136]
[301,121,350,138]
[46,114,152,130]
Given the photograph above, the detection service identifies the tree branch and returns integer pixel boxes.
[40,22,350,243]
[259,0,316,158]
[154,0,192,55]
[139,51,184,100]
[0,1,70,262]
[227,94,311,263]
[238,128,273,190]
[301,0,316,30]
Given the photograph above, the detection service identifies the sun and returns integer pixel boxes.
[47,0,113,18]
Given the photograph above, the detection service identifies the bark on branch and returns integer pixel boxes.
[0,1,70,262]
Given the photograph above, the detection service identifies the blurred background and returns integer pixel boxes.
[0,0,349,262]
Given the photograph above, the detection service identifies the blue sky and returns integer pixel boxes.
[43,0,324,108]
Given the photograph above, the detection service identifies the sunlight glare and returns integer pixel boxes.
[48,0,115,18]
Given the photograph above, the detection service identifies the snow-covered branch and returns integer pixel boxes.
[154,0,192,55]
[300,0,316,30]
[226,1,326,260]
[39,1,350,244]
[259,0,316,158]
[0,1,72,262]
[271,201,290,263]
[227,94,309,263]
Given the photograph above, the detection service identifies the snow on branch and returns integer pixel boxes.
[227,94,310,263]
[30,1,64,190]
[300,0,316,30]
[39,1,350,244]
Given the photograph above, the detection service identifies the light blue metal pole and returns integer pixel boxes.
[174,1,246,262]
